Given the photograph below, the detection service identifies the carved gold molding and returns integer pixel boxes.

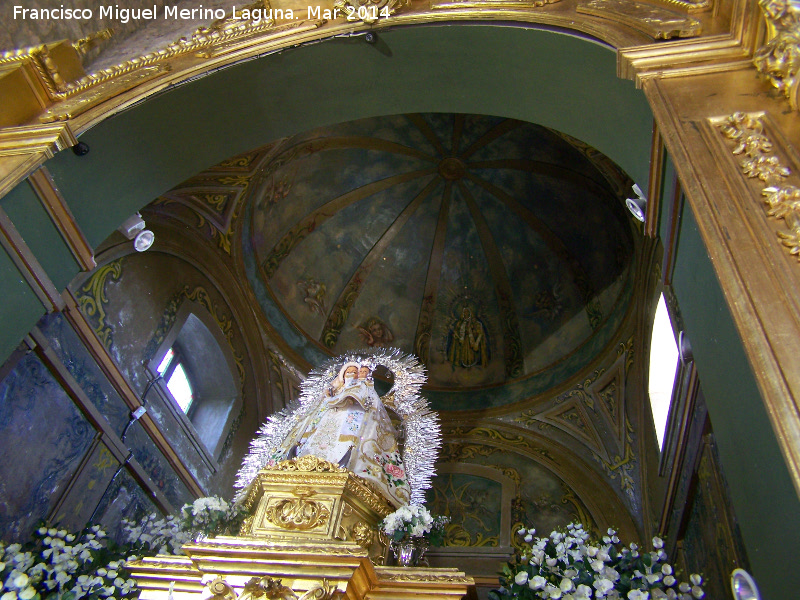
[0,123,77,157]
[239,457,391,567]
[0,41,86,99]
[240,576,301,600]
[132,549,470,600]
[650,0,711,14]
[264,489,331,531]
[332,0,408,23]
[577,0,701,39]
[39,4,277,101]
[267,455,347,473]
[374,568,473,584]
[350,522,374,549]
[207,577,238,600]
[754,0,800,111]
[715,112,800,258]
[40,65,168,123]
[431,0,560,9]
[185,540,370,556]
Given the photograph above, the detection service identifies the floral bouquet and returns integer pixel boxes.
[427,515,450,547]
[122,513,191,555]
[0,525,139,600]
[179,496,245,538]
[380,505,435,542]
[490,523,704,600]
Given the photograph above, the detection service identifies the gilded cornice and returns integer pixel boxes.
[577,0,702,40]
[0,123,77,158]
[0,0,760,199]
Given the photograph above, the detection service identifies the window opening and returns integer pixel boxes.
[167,362,194,412]
[157,346,194,414]
[156,348,174,375]
[649,293,679,450]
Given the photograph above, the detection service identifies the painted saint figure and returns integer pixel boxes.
[288,361,411,507]
[447,307,489,369]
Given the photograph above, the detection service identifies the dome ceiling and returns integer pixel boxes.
[245,114,635,391]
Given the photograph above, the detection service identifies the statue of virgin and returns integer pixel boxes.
[235,350,440,508]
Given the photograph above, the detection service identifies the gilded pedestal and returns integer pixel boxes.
[238,455,392,563]
[130,457,473,600]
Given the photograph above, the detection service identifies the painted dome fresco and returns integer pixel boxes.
[244,113,636,394]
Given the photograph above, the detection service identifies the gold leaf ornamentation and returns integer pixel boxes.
[264,490,331,531]
[378,573,472,583]
[332,0,407,23]
[240,577,298,600]
[207,577,237,600]
[754,0,800,109]
[351,522,374,549]
[577,0,701,39]
[717,112,800,259]
[298,579,342,600]
[267,456,347,473]
[431,0,560,8]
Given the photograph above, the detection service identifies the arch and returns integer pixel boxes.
[43,25,652,249]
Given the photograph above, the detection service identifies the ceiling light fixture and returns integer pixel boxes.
[626,183,647,222]
[117,212,155,252]
[731,569,760,600]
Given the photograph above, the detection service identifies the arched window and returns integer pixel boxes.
[648,293,679,450]
[149,301,242,463]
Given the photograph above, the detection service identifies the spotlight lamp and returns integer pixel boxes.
[626,183,647,222]
[117,213,155,252]
[134,229,155,252]
[731,569,760,600]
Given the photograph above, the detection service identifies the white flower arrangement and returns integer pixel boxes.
[122,513,191,556]
[0,496,247,600]
[0,525,138,600]
[491,524,705,600]
[381,505,435,542]
[179,496,244,537]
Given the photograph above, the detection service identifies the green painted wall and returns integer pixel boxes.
[0,182,80,359]
[1,182,80,290]
[0,248,44,359]
[672,201,800,600]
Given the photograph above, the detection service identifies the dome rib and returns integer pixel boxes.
[262,166,437,278]
[459,181,524,378]
[320,175,441,348]
[408,113,448,157]
[414,181,454,365]
[464,172,594,303]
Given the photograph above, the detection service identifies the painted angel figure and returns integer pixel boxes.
[236,350,440,508]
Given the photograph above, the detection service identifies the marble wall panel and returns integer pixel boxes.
[0,352,95,541]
